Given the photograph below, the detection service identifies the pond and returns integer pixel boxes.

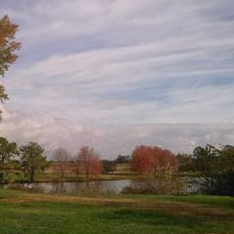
[6,180,132,194]
[5,177,202,194]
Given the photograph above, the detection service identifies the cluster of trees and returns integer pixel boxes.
[178,144,234,195]
[52,146,103,181]
[0,136,104,184]
[102,155,130,174]
[0,137,47,183]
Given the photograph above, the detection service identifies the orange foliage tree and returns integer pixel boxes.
[131,145,156,174]
[78,146,102,180]
[131,145,178,176]
[0,15,21,120]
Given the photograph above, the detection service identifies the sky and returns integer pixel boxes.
[0,0,234,158]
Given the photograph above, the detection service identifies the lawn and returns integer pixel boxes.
[0,189,234,234]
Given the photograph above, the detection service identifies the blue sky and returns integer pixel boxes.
[0,0,234,158]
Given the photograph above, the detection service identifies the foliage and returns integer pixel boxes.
[131,145,178,176]
[131,145,156,174]
[177,153,195,172]
[20,142,47,183]
[153,147,178,178]
[115,155,131,163]
[122,176,184,195]
[102,159,116,174]
[192,144,234,195]
[0,136,18,183]
[0,15,21,120]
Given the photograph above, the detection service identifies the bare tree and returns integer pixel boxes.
[53,148,71,181]
[73,155,80,181]
[78,146,102,181]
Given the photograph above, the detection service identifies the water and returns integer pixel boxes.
[6,177,202,194]
[8,180,133,194]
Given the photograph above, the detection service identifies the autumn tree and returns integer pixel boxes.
[131,145,178,176]
[20,142,47,183]
[53,148,71,181]
[131,145,156,174]
[0,137,18,183]
[153,147,178,178]
[78,146,102,180]
[0,15,21,121]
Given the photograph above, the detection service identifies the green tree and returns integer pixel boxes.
[0,15,21,120]
[218,145,234,173]
[20,142,47,183]
[102,160,116,174]
[115,155,130,163]
[193,144,234,196]
[0,136,18,183]
[193,144,218,176]
[177,153,195,173]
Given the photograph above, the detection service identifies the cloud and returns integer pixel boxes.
[1,110,234,159]
[0,0,234,157]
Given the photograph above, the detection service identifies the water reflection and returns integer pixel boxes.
[8,180,132,194]
[6,177,202,194]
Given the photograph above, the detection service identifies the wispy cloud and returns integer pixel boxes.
[0,0,234,156]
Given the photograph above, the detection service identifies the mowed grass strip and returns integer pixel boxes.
[0,189,234,234]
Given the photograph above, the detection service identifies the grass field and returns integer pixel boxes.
[0,189,234,234]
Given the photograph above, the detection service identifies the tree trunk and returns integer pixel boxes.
[30,168,35,183]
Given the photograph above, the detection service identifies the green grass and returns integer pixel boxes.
[0,189,234,234]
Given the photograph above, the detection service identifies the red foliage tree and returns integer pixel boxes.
[154,147,178,170]
[131,145,157,174]
[78,146,102,180]
[131,145,178,174]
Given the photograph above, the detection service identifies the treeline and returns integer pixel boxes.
[0,137,104,183]
[1,136,234,195]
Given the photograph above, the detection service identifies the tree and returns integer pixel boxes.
[115,155,130,163]
[102,159,116,174]
[78,146,102,180]
[53,148,71,180]
[131,145,178,176]
[154,147,178,177]
[193,144,234,196]
[72,155,81,181]
[20,142,47,183]
[193,144,218,176]
[217,145,234,174]
[0,137,18,183]
[0,15,21,120]
[177,153,195,172]
[131,145,156,174]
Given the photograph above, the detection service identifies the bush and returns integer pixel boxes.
[122,177,185,195]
